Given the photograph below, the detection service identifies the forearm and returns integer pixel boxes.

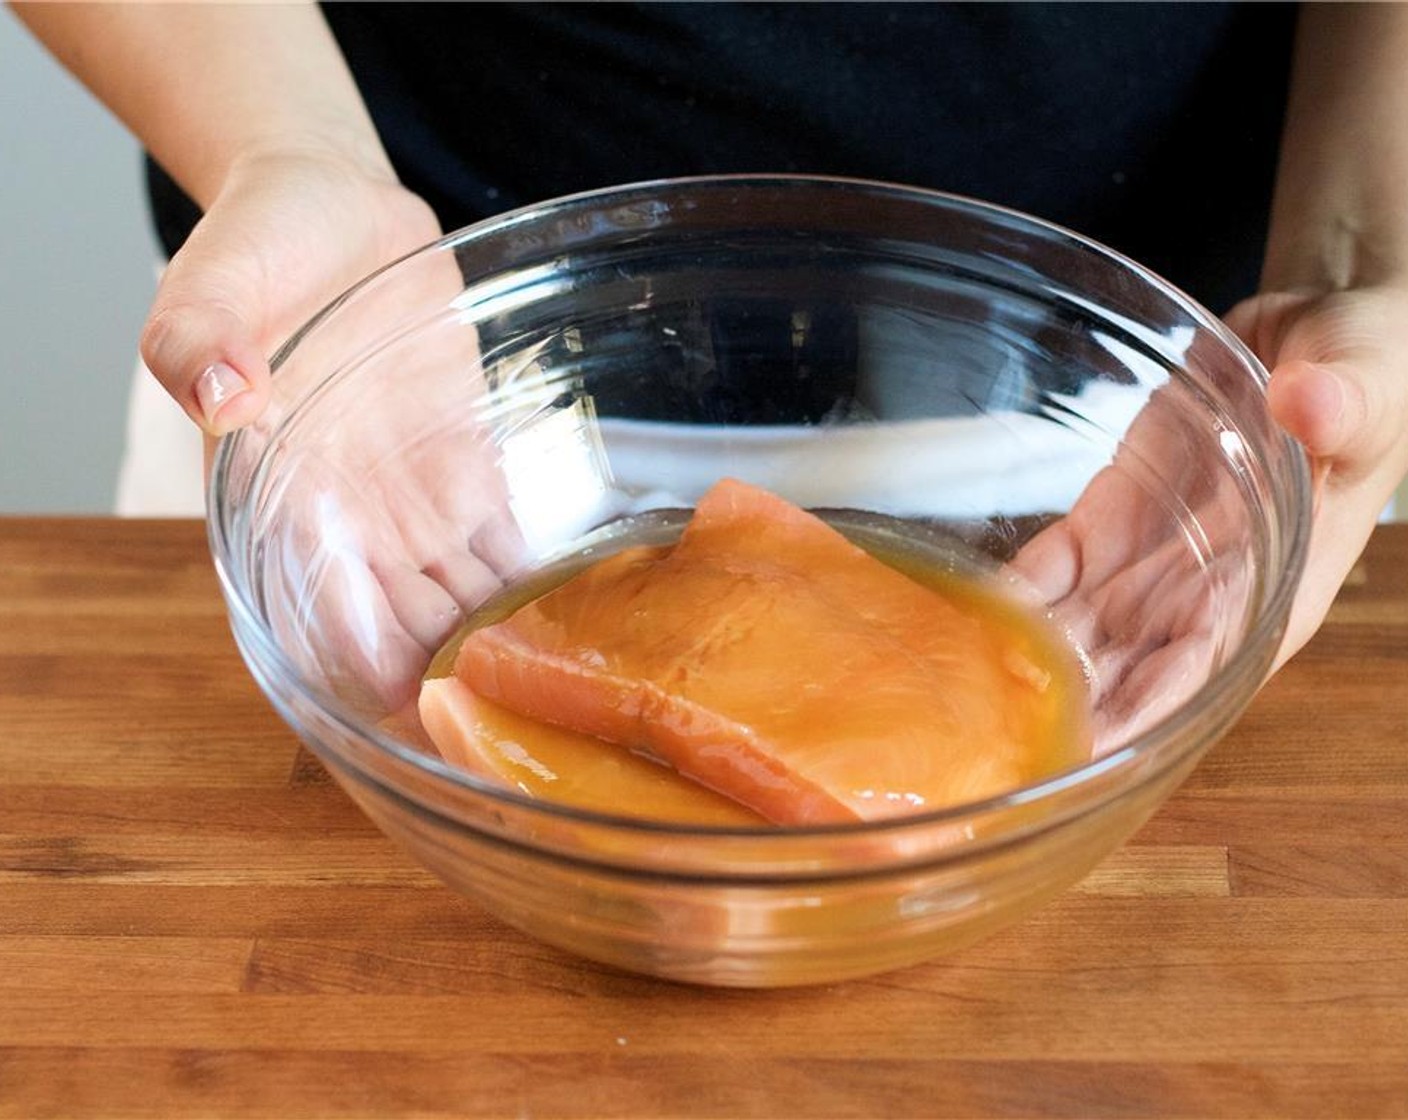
[10,1,391,208]
[1263,3,1408,292]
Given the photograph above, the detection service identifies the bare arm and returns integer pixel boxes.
[11,2,392,206]
[1225,2,1408,662]
[10,2,438,434]
[1261,3,1408,294]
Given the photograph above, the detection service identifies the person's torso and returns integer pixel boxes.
[149,2,1298,310]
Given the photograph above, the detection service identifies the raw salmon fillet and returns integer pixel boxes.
[420,675,764,825]
[447,478,1085,825]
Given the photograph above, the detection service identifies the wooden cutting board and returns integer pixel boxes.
[1,518,1405,1118]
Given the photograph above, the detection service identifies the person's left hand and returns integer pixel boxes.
[1224,281,1408,666]
[1010,385,1257,754]
[1010,281,1408,755]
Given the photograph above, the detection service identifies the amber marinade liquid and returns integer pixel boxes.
[423,507,1091,826]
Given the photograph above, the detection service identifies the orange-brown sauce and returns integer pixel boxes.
[422,482,1089,826]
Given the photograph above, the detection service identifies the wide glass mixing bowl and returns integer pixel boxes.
[209,176,1309,986]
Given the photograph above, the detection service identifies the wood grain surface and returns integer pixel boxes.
[1,518,1405,1119]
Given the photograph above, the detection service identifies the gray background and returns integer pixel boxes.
[1,13,155,513]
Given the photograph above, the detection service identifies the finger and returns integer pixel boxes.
[421,550,504,613]
[369,560,466,652]
[266,464,431,714]
[1222,291,1314,362]
[467,513,528,579]
[1093,631,1212,756]
[310,554,429,713]
[285,519,429,714]
[1266,358,1352,462]
[139,260,272,437]
[1007,519,1080,604]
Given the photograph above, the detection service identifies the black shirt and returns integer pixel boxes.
[147,2,1298,312]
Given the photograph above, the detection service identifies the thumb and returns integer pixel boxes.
[1265,357,1355,464]
[138,258,273,437]
[1268,346,1407,483]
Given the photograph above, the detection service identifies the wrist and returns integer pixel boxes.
[1261,198,1408,296]
[185,119,398,212]
[1261,4,1408,295]
[15,1,394,213]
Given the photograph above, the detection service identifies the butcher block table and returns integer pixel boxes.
[1,517,1405,1119]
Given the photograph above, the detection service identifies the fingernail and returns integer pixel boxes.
[195,361,251,432]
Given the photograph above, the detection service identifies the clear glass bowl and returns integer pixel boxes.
[209,176,1309,986]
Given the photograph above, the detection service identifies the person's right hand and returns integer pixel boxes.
[135,147,517,714]
[139,146,443,437]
